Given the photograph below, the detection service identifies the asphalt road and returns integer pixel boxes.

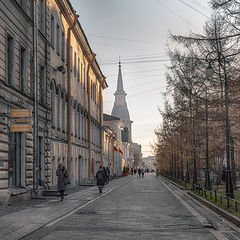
[22,175,240,240]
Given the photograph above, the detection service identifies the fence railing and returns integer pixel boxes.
[193,183,240,212]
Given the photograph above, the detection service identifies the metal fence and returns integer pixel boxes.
[193,183,240,212]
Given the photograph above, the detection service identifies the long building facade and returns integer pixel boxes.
[0,0,107,204]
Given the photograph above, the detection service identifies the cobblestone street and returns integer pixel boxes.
[17,175,240,240]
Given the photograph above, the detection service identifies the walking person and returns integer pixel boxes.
[96,166,105,194]
[56,163,69,201]
[103,167,108,185]
[106,166,110,184]
[138,168,141,178]
[141,169,144,178]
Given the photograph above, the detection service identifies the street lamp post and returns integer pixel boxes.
[206,54,233,198]
[201,79,211,190]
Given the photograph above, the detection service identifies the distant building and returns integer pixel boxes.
[142,156,155,170]
[132,143,143,168]
[111,62,134,169]
[103,113,124,176]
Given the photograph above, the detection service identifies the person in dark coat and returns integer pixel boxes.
[103,167,107,185]
[138,168,141,178]
[56,163,68,201]
[106,167,110,184]
[96,166,105,193]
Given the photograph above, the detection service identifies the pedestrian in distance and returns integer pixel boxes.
[96,166,105,194]
[103,167,108,185]
[138,168,141,178]
[106,166,110,184]
[56,163,69,201]
[141,169,144,178]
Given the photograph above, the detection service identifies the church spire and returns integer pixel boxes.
[111,61,131,121]
[116,58,124,93]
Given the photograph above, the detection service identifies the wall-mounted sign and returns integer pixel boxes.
[10,118,31,123]
[10,109,32,132]
[10,109,31,118]
[10,123,31,132]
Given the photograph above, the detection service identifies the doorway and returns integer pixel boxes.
[8,132,24,188]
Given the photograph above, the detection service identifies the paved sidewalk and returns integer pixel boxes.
[0,185,91,218]
[0,176,132,240]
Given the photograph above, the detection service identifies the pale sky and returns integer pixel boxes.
[70,0,211,157]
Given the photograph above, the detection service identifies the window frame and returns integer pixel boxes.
[5,29,15,87]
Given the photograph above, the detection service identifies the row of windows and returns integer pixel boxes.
[5,31,46,104]
[51,81,100,146]
[50,15,99,105]
[16,0,46,34]
[51,15,64,59]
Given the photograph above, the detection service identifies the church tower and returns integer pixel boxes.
[111,61,134,167]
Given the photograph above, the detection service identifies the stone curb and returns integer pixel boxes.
[162,176,240,228]
[188,191,240,227]
[161,176,191,190]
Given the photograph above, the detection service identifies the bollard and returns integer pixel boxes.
[210,191,212,200]
[220,195,222,205]
[227,197,230,209]
[204,189,207,198]
[214,190,217,202]
[235,201,238,212]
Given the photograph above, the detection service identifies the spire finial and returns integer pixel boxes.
[119,56,121,67]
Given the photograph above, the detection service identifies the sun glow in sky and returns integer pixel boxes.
[71,0,211,157]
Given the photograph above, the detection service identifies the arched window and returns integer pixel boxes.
[81,107,84,140]
[85,110,87,141]
[71,97,73,135]
[51,80,56,128]
[56,85,61,130]
[61,89,66,132]
[83,60,86,90]
[74,101,77,137]
[78,105,81,139]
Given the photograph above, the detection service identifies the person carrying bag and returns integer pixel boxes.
[56,163,70,201]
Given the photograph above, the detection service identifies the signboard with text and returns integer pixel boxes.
[10,109,32,132]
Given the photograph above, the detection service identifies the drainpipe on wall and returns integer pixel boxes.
[86,53,96,181]
[108,134,111,170]
[108,132,114,171]
[67,13,79,177]
[112,143,115,176]
[33,0,39,195]
[99,77,105,166]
